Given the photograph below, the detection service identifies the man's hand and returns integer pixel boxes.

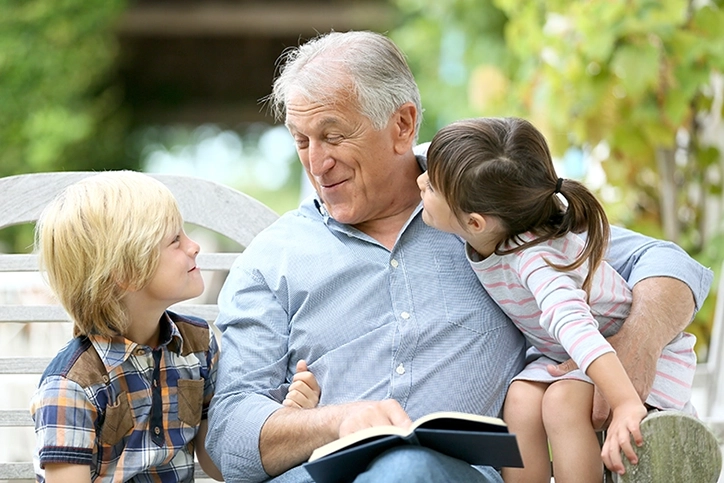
[338,399,413,437]
[260,398,412,476]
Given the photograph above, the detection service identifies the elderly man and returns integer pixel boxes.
[207,30,713,483]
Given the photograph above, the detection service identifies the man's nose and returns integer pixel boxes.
[307,141,333,176]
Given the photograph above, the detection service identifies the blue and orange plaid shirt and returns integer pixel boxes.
[30,311,218,483]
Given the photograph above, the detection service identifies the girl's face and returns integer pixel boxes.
[416,171,468,237]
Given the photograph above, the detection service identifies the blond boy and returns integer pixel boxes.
[30,171,224,482]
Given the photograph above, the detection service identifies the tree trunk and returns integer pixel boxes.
[656,147,679,242]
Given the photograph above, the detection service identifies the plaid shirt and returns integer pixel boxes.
[30,311,218,483]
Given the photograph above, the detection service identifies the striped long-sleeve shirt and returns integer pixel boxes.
[468,231,697,413]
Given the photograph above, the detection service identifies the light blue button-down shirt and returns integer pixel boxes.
[208,190,712,483]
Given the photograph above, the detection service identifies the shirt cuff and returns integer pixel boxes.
[627,244,714,313]
[216,393,281,483]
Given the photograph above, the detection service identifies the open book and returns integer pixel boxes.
[303,411,522,483]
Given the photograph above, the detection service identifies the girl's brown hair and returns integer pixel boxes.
[426,117,610,294]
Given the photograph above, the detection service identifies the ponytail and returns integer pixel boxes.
[549,178,610,295]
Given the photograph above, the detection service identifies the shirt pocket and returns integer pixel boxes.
[100,392,134,445]
[177,378,204,427]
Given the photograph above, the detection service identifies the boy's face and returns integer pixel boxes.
[139,228,204,307]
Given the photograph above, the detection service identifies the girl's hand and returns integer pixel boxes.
[601,402,647,474]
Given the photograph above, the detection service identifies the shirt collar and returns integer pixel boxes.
[88,311,184,373]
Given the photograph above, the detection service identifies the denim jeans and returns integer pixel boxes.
[353,446,504,483]
[266,446,503,482]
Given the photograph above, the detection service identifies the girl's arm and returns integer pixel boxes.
[195,419,224,481]
[517,243,647,473]
[44,463,92,483]
[585,353,647,475]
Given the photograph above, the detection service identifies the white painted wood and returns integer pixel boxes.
[0,304,218,323]
[0,252,241,272]
[0,171,278,480]
[0,410,33,427]
[0,172,278,247]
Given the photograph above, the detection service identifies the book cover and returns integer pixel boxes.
[303,411,523,483]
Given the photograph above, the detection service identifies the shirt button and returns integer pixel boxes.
[396,363,405,375]
[154,427,161,435]
[400,312,410,320]
[102,375,110,383]
[390,259,399,268]
[135,348,145,356]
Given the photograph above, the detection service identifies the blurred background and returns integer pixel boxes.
[1,0,724,476]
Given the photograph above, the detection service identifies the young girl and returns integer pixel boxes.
[416,117,697,482]
[30,171,319,483]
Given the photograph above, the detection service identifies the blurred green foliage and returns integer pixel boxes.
[391,0,724,357]
[3,0,723,356]
[0,0,134,252]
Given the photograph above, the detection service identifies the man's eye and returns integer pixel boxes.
[294,138,309,149]
[326,135,343,143]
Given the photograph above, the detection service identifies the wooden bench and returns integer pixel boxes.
[1,171,722,483]
[0,171,279,481]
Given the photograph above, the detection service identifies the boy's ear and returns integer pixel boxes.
[114,275,138,293]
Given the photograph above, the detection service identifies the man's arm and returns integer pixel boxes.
[609,277,695,399]
[552,226,713,428]
[259,399,412,476]
[206,256,413,481]
[206,259,300,482]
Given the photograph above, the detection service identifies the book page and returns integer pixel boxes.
[411,411,506,431]
[308,424,410,462]
[308,411,506,462]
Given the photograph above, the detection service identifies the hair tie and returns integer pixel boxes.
[554,178,564,194]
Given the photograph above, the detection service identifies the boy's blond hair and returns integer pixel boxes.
[35,171,183,337]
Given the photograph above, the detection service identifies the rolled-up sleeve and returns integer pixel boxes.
[606,225,713,311]
[206,257,290,483]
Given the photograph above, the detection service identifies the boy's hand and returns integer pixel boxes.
[283,360,321,409]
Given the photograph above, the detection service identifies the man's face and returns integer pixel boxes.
[285,91,401,227]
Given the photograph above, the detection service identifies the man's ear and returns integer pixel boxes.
[466,213,487,234]
[392,102,417,154]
